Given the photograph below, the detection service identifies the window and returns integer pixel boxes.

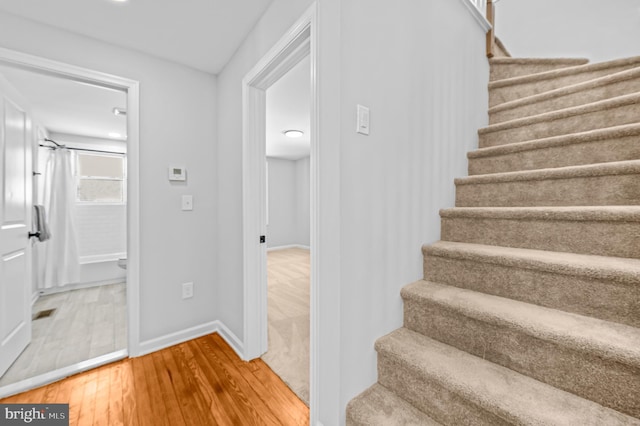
[76,153,126,203]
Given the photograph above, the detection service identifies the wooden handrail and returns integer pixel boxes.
[486,0,495,58]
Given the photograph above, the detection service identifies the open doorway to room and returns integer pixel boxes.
[242,7,318,415]
[261,56,311,404]
[0,53,138,397]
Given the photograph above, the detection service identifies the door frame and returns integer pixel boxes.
[0,47,140,396]
[241,2,319,419]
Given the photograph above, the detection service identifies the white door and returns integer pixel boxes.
[0,75,32,378]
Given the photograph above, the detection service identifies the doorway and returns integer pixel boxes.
[0,47,139,398]
[241,4,319,417]
[261,55,311,404]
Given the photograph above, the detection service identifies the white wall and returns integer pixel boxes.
[0,12,219,344]
[216,0,488,424]
[295,156,311,246]
[216,0,316,353]
[497,0,640,62]
[267,157,310,248]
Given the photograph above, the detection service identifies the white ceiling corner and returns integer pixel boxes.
[0,0,275,74]
[266,57,311,160]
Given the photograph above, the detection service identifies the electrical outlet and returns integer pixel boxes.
[182,282,194,299]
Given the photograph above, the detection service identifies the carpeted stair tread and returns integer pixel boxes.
[468,123,640,174]
[346,384,442,426]
[489,66,640,123]
[376,328,640,425]
[489,57,589,81]
[402,281,640,417]
[423,241,640,327]
[456,159,640,184]
[423,241,640,285]
[489,55,640,88]
[440,205,640,221]
[479,92,640,147]
[455,160,640,207]
[402,280,640,367]
[439,206,640,258]
[488,56,640,107]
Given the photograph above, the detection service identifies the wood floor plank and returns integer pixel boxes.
[163,344,218,425]
[172,342,237,425]
[77,368,99,426]
[196,336,282,426]
[130,357,154,426]
[107,361,125,426]
[93,365,112,426]
[207,334,308,425]
[121,359,140,426]
[139,352,172,426]
[41,381,60,403]
[66,373,90,425]
[188,337,280,426]
[0,333,309,425]
[149,351,186,426]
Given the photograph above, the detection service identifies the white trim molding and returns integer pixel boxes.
[267,244,310,252]
[242,5,315,360]
[0,349,128,399]
[459,0,492,32]
[0,47,141,358]
[136,321,244,359]
[242,3,320,425]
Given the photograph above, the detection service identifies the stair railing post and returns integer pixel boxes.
[486,0,495,58]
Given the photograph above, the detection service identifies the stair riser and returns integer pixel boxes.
[377,354,512,426]
[480,102,640,148]
[423,254,640,328]
[490,61,588,81]
[468,134,640,175]
[490,76,640,124]
[489,63,640,107]
[456,174,640,207]
[403,298,640,418]
[441,217,640,258]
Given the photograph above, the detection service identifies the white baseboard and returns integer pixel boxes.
[31,291,40,307]
[137,320,244,359]
[0,349,127,399]
[267,244,310,252]
[214,321,245,359]
[38,279,126,296]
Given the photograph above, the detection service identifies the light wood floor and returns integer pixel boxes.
[0,283,127,386]
[0,333,309,426]
[262,248,310,405]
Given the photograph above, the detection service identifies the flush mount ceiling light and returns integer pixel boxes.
[283,130,304,138]
[112,107,127,116]
[108,132,122,138]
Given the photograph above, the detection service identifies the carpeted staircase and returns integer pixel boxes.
[346,55,640,425]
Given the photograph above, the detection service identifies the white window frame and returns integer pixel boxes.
[75,151,127,206]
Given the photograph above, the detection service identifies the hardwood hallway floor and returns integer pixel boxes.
[0,333,309,426]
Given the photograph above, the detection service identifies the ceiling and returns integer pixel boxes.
[0,0,274,74]
[266,57,310,160]
[0,64,127,140]
[0,0,309,158]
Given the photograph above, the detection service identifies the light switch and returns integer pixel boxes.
[356,104,370,135]
[182,195,193,211]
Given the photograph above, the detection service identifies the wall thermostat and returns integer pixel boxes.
[169,166,186,181]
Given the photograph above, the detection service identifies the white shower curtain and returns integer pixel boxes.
[41,148,80,289]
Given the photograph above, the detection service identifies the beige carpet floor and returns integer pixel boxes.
[0,282,127,387]
[262,247,310,405]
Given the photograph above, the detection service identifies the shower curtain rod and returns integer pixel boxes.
[40,138,125,156]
